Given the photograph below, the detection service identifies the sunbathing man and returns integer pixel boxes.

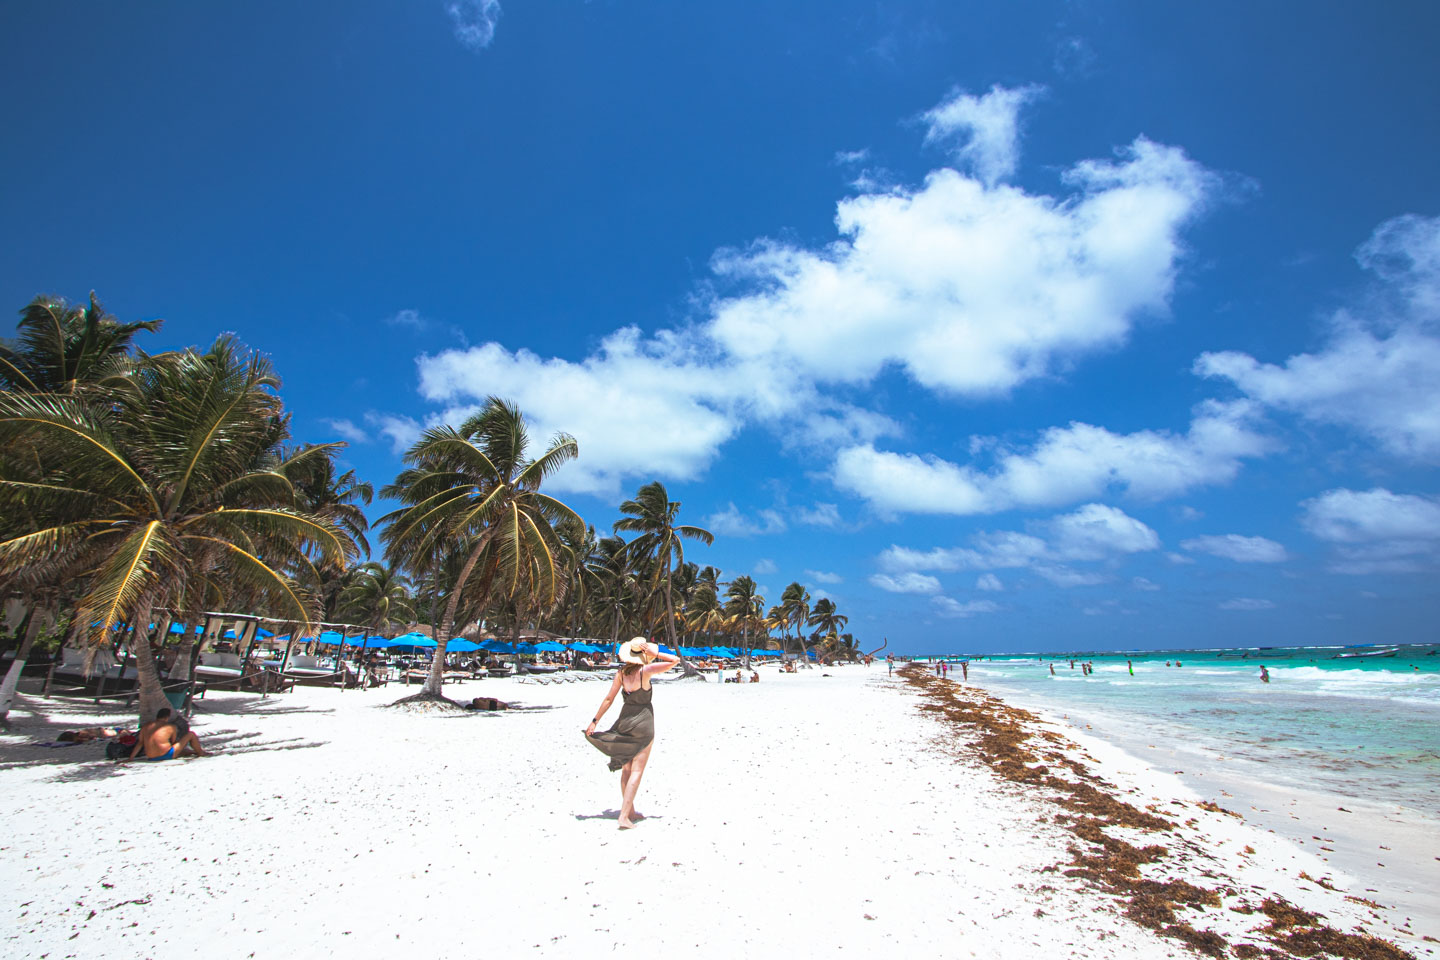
[127,708,208,761]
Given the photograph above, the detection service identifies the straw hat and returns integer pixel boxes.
[617,637,655,665]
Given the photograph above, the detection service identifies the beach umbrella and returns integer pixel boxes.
[533,640,567,652]
[350,636,395,649]
[447,639,481,652]
[390,631,434,646]
[486,641,522,655]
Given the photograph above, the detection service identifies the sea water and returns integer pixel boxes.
[956,644,1440,816]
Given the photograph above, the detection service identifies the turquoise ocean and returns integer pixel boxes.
[948,644,1440,816]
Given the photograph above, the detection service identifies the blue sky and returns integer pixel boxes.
[4,1,1439,653]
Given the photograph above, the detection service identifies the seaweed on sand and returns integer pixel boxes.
[897,666,1414,960]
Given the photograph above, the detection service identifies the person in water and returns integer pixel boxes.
[1260,665,1270,683]
[584,638,679,829]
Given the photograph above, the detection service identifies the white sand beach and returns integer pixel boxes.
[1,667,1429,960]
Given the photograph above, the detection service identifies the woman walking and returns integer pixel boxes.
[584,638,679,829]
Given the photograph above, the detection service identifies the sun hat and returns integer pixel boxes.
[617,637,654,665]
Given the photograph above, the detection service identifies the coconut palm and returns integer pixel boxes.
[723,575,764,668]
[0,337,356,720]
[0,293,160,395]
[380,397,579,700]
[613,481,713,674]
[779,581,812,664]
[339,562,415,637]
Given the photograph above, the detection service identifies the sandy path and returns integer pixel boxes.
[0,667,1416,959]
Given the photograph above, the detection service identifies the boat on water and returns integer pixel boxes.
[1333,648,1398,659]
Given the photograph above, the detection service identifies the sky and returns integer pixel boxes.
[3,1,1439,654]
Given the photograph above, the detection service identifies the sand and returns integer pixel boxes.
[0,666,1430,959]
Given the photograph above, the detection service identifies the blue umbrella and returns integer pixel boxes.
[350,636,395,649]
[390,631,433,646]
[486,641,522,655]
[533,640,567,652]
[447,639,481,652]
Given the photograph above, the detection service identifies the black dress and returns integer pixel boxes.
[585,684,654,772]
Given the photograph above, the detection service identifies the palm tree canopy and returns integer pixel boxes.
[0,293,160,394]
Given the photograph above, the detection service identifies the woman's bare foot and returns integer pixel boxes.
[617,817,636,830]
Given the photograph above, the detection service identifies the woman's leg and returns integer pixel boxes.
[617,742,653,829]
[619,760,632,810]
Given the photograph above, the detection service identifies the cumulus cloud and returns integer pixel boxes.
[447,0,502,51]
[364,413,422,454]
[878,504,1158,589]
[407,90,1218,495]
[794,503,843,527]
[976,573,1003,592]
[1197,215,1440,462]
[708,503,788,537]
[324,418,370,444]
[921,84,1043,185]
[834,402,1270,516]
[1300,487,1440,575]
[1218,598,1275,611]
[869,572,942,594]
[932,596,1000,618]
[1180,534,1288,563]
[752,559,778,576]
[806,570,844,584]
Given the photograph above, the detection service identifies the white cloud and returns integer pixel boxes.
[1197,215,1440,462]
[708,503,788,537]
[834,149,871,165]
[1218,598,1275,611]
[1166,551,1196,565]
[1034,566,1109,587]
[1175,505,1203,522]
[1300,488,1440,542]
[752,559,778,576]
[877,504,1157,589]
[806,570,844,584]
[324,418,370,444]
[921,84,1044,186]
[1180,534,1288,563]
[447,0,502,51]
[415,332,741,495]
[1132,576,1161,591]
[364,413,422,454]
[1048,503,1161,559]
[385,308,426,329]
[794,502,842,527]
[932,596,1000,618]
[407,94,1218,495]
[869,572,942,594]
[1300,487,1440,575]
[976,573,1003,592]
[833,400,1272,516]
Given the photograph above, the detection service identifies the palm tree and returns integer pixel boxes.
[339,562,416,637]
[380,398,579,700]
[807,597,849,663]
[779,581,812,664]
[0,293,160,394]
[723,575,764,669]
[0,336,356,720]
[613,481,713,676]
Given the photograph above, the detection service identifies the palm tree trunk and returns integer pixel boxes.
[0,609,43,723]
[422,534,497,698]
[662,575,701,679]
[129,602,168,722]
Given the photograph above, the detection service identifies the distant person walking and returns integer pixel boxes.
[1049,664,1055,676]
[1127,660,1134,676]
[961,661,968,682]
[584,638,679,830]
[1260,665,1270,684]
[887,656,894,677]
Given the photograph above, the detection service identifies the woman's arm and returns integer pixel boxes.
[584,673,624,735]
[644,649,681,678]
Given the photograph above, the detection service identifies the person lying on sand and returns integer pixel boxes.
[127,708,208,762]
[57,727,118,743]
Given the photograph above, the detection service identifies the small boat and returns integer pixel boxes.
[1333,648,1397,659]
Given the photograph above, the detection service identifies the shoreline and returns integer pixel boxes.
[0,668,1430,959]
[962,671,1440,933]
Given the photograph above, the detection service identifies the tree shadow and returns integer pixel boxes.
[41,732,328,784]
